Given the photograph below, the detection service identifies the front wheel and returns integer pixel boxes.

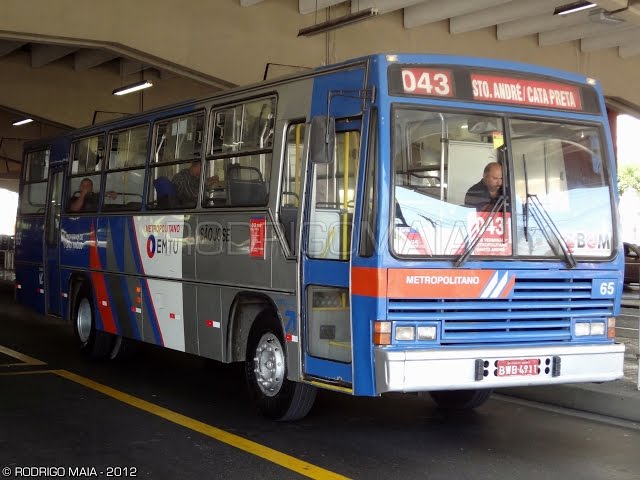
[72,286,113,360]
[429,389,493,410]
[245,319,316,421]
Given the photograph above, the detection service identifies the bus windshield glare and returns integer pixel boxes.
[392,108,614,259]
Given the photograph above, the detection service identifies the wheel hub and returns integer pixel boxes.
[253,333,285,397]
[77,298,92,343]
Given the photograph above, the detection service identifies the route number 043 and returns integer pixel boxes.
[401,68,453,97]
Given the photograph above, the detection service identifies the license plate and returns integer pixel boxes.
[495,358,540,377]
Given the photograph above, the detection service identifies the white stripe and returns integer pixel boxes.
[480,272,499,298]
[490,272,510,299]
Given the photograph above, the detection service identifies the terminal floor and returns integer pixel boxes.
[1,285,640,480]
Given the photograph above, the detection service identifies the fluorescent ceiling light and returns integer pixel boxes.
[554,1,597,15]
[12,118,33,126]
[298,7,378,37]
[112,80,153,96]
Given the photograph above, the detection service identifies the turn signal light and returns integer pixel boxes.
[373,321,391,345]
[607,317,616,339]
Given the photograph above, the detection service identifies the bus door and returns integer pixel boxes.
[44,165,64,316]
[302,122,361,385]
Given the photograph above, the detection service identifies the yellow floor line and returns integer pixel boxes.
[52,369,350,480]
[0,345,46,366]
[0,369,55,376]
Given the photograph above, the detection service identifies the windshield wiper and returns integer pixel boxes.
[454,195,506,267]
[526,194,576,268]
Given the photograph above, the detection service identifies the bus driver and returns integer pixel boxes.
[464,162,503,211]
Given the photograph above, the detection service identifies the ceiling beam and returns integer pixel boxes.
[619,40,640,57]
[74,49,118,71]
[352,0,423,15]
[581,26,640,51]
[497,10,590,40]
[450,0,565,34]
[404,0,511,29]
[120,58,151,77]
[0,40,26,57]
[594,0,630,11]
[298,0,346,15]
[31,44,78,68]
[608,2,640,26]
[539,22,635,46]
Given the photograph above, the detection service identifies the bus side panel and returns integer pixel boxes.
[194,212,273,289]
[15,264,45,315]
[15,216,46,314]
[60,216,94,270]
[15,216,44,264]
[351,293,386,396]
[196,283,223,360]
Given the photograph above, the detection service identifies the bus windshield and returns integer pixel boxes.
[392,107,614,259]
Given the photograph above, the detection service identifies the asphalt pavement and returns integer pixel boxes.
[501,287,640,424]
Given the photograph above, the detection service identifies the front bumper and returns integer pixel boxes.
[374,343,625,393]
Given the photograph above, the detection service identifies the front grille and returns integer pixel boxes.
[387,277,614,345]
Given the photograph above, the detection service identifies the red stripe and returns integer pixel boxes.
[89,225,117,334]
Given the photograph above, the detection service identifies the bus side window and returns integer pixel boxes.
[279,122,305,253]
[104,125,149,211]
[203,97,276,209]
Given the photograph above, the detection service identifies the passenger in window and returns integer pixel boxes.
[171,161,218,206]
[464,162,503,211]
[69,177,116,212]
[69,178,98,212]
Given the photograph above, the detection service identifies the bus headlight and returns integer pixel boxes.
[417,326,437,340]
[575,322,591,337]
[590,321,606,336]
[395,326,415,341]
[575,321,607,337]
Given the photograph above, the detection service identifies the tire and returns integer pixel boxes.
[109,335,138,361]
[245,316,316,421]
[429,389,493,410]
[72,285,113,360]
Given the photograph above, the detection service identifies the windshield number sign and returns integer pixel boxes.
[401,68,454,97]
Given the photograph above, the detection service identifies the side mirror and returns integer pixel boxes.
[309,116,335,164]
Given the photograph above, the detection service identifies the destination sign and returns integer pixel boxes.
[470,73,582,110]
[388,64,598,113]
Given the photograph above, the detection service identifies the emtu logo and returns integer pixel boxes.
[147,235,156,258]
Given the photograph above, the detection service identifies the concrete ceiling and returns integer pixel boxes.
[290,0,640,57]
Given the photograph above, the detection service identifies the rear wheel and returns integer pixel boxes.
[429,389,493,410]
[72,286,113,360]
[245,317,316,421]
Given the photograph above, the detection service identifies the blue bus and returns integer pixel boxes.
[15,54,625,420]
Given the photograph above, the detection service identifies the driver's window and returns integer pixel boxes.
[307,130,360,260]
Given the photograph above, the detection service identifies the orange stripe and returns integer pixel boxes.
[500,275,516,298]
[351,267,387,297]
